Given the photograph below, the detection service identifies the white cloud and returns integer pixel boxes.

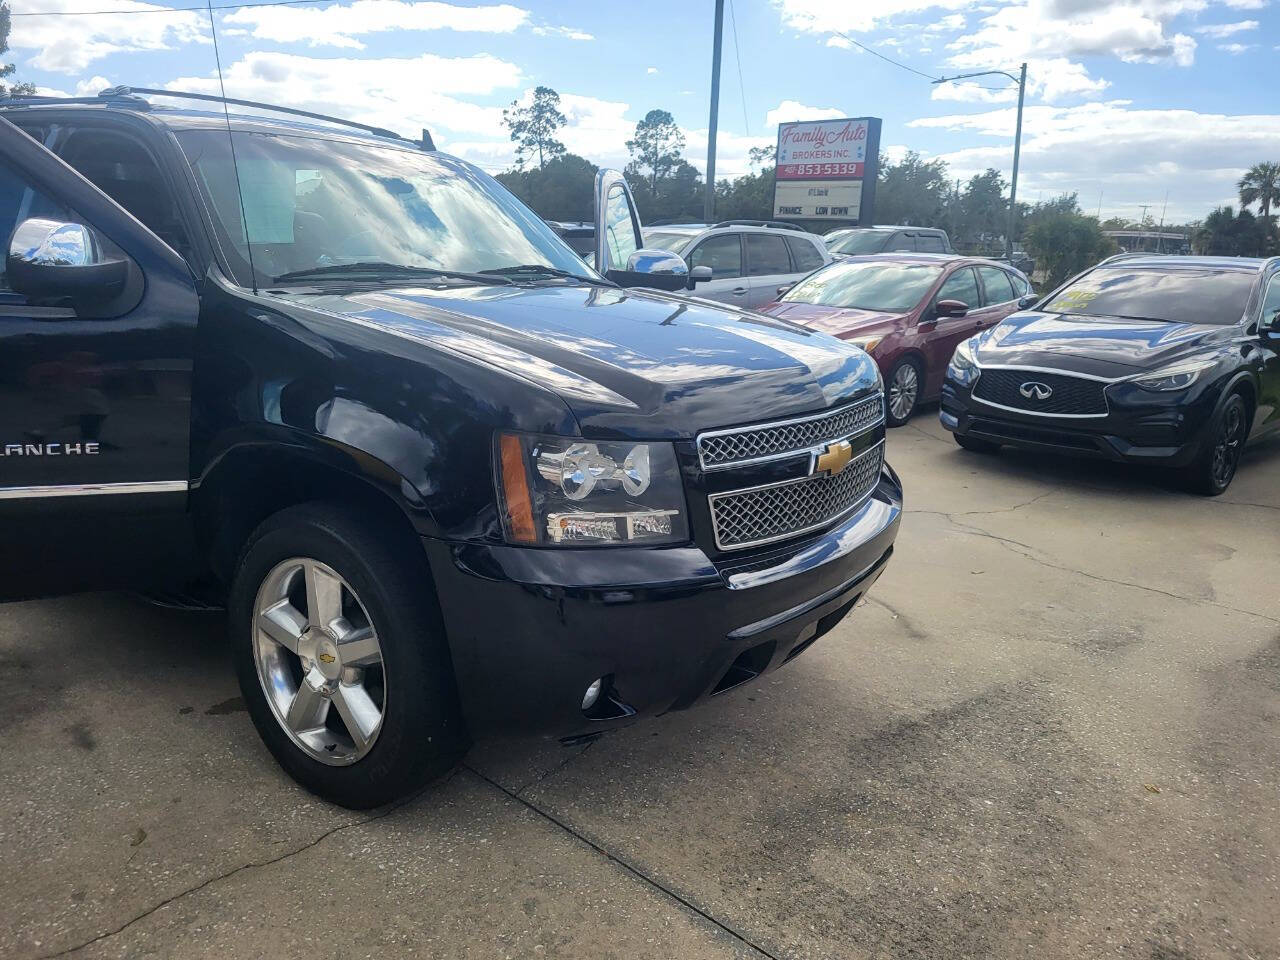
[166,50,522,141]
[773,0,972,35]
[763,100,846,127]
[1194,19,1258,36]
[222,1,530,49]
[531,24,595,40]
[910,100,1280,220]
[8,0,208,73]
[646,66,659,74]
[1217,41,1257,52]
[1220,0,1266,7]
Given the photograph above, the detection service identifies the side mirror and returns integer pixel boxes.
[687,265,713,289]
[776,283,794,298]
[7,218,130,309]
[1017,294,1038,310]
[935,298,969,318]
[619,248,691,292]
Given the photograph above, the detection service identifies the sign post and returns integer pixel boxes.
[772,117,882,225]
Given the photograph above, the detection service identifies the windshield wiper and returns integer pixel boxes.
[478,264,608,285]
[273,262,512,285]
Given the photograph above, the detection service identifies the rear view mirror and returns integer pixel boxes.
[777,283,794,298]
[7,218,132,312]
[1017,294,1038,310]
[935,298,969,318]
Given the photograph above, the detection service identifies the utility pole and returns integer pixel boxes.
[934,62,1026,260]
[704,0,725,224]
[1156,190,1168,254]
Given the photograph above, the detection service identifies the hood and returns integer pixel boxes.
[279,283,879,438]
[974,310,1237,377]
[762,301,905,340]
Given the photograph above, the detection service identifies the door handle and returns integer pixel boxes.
[731,287,747,296]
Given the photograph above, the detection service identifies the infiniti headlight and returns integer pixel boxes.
[496,433,688,546]
[946,336,980,385]
[1130,358,1216,392]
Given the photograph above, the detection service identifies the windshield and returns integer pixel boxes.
[784,260,944,313]
[175,130,599,287]
[642,231,695,255]
[1044,267,1256,325]
[829,231,890,256]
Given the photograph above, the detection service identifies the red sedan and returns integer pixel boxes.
[761,254,1035,425]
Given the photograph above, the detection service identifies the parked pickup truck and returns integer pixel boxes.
[0,89,901,808]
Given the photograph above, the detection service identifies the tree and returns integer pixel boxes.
[1193,206,1275,257]
[747,144,775,170]
[495,152,598,222]
[714,166,775,222]
[1238,162,1280,220]
[875,151,950,227]
[1,3,35,98]
[957,169,1008,248]
[1024,209,1116,289]
[502,86,567,170]
[626,158,702,223]
[625,109,685,193]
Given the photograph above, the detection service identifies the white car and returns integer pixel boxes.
[641,220,832,308]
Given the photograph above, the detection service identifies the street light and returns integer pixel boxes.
[933,62,1027,260]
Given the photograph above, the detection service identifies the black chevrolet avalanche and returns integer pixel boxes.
[941,255,1280,494]
[0,92,900,807]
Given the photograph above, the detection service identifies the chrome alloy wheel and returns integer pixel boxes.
[252,558,386,765]
[889,363,919,421]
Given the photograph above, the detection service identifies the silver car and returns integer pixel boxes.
[642,220,832,308]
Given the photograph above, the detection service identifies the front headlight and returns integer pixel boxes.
[496,433,689,546]
[1130,358,1217,392]
[946,336,980,384]
[846,335,883,354]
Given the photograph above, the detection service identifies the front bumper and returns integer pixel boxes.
[423,465,902,739]
[939,375,1219,467]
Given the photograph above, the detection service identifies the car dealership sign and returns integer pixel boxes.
[773,117,882,222]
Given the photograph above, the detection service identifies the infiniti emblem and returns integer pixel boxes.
[1019,381,1053,400]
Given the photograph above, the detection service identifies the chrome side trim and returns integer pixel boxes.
[0,480,189,500]
[696,396,884,472]
[973,363,1128,382]
[707,440,885,552]
[969,395,1110,420]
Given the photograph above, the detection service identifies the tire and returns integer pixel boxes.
[885,357,923,427]
[229,502,467,808]
[955,432,1001,454]
[1181,392,1247,496]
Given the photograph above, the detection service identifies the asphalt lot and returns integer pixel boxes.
[3,416,1278,960]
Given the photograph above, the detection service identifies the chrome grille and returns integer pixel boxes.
[709,441,885,551]
[697,395,884,470]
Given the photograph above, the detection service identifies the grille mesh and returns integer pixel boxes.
[698,395,883,469]
[710,441,884,550]
[972,369,1107,416]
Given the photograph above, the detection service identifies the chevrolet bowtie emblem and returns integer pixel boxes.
[317,652,336,664]
[815,439,854,476]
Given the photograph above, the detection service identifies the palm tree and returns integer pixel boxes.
[1238,162,1280,220]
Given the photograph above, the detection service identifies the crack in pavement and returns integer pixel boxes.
[511,738,595,797]
[911,509,1280,627]
[33,773,457,960]
[462,764,781,960]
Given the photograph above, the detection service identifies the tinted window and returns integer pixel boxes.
[916,233,945,253]
[1009,272,1031,297]
[830,231,889,255]
[786,237,825,271]
[784,260,944,313]
[745,233,791,276]
[978,265,1016,304]
[936,266,980,309]
[603,184,639,270]
[1262,276,1280,327]
[689,234,742,278]
[1044,267,1255,326]
[885,233,915,252]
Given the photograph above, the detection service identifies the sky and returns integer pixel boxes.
[7,0,1280,224]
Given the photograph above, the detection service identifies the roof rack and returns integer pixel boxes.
[2,86,435,151]
[712,219,805,232]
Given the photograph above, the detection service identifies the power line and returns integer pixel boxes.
[726,0,749,135]
[11,0,341,16]
[828,28,939,82]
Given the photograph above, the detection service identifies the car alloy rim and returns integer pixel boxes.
[889,364,919,420]
[251,558,386,766]
[1211,402,1244,489]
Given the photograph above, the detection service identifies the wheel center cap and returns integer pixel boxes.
[314,636,341,679]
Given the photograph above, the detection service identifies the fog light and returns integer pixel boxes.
[581,677,604,711]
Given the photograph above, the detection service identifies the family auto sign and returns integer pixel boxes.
[773,117,882,222]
